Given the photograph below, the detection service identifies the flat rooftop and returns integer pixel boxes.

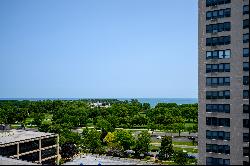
[0,156,39,165]
[0,129,56,145]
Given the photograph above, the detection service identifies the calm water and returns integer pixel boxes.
[0,98,197,108]
[119,98,197,107]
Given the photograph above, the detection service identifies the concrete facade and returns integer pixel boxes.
[0,129,59,165]
[198,0,249,165]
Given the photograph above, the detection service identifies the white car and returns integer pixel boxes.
[156,136,162,139]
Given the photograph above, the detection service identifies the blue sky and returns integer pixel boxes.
[0,0,198,98]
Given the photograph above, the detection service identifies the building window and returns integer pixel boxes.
[243,161,249,166]
[206,130,230,140]
[243,104,249,113]
[243,90,249,99]
[206,77,230,86]
[206,157,230,165]
[243,5,249,15]
[206,8,231,20]
[206,22,231,33]
[243,76,249,85]
[243,133,249,142]
[206,117,230,127]
[243,48,249,57]
[206,0,231,7]
[206,144,230,154]
[206,36,231,46]
[243,119,249,128]
[206,104,230,113]
[243,62,249,71]
[243,147,249,157]
[206,63,230,73]
[206,50,231,59]
[243,19,249,29]
[243,33,249,43]
[206,90,230,99]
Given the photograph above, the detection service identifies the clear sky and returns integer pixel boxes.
[0,0,198,98]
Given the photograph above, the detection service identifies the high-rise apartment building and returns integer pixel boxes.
[198,0,249,165]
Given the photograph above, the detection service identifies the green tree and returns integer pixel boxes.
[172,123,185,137]
[173,150,188,165]
[134,131,151,157]
[142,103,150,111]
[159,136,174,160]
[113,130,135,150]
[104,132,115,144]
[32,113,45,127]
[81,128,104,154]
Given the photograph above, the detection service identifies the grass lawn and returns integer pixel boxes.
[173,141,198,146]
[173,147,198,153]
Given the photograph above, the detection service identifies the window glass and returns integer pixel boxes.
[206,38,212,46]
[207,78,212,86]
[213,37,218,46]
[206,64,212,73]
[224,36,231,44]
[206,51,212,59]
[213,10,218,18]
[218,104,224,112]
[243,19,249,29]
[207,12,212,20]
[218,77,223,85]
[225,91,230,99]
[243,90,249,99]
[224,63,230,71]
[213,51,218,58]
[243,133,249,142]
[243,119,249,128]
[243,33,249,43]
[243,104,249,113]
[212,64,218,71]
[243,5,249,15]
[225,50,230,58]
[212,77,218,84]
[224,159,230,165]
[243,48,249,57]
[243,76,249,85]
[243,62,249,71]
[225,132,230,140]
[218,10,224,17]
[224,104,230,113]
[206,104,212,111]
[224,22,230,31]
[219,50,224,58]
[224,8,231,17]
[219,64,224,71]
[206,130,211,138]
[224,77,230,85]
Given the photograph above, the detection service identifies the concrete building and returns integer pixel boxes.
[0,128,59,165]
[198,0,249,165]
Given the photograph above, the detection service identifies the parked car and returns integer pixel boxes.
[156,136,162,139]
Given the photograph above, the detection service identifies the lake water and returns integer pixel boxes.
[119,98,198,107]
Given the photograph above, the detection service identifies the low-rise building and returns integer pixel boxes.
[0,127,59,165]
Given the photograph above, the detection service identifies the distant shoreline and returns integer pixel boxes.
[0,98,197,108]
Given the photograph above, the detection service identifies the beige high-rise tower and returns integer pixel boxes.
[198,0,249,165]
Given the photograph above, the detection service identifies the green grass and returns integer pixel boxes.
[173,147,198,153]
[173,141,198,146]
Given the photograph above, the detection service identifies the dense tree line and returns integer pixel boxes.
[0,99,198,163]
